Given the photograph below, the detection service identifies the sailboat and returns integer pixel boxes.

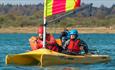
[5,0,110,67]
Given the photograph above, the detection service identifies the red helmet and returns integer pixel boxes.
[37,26,43,34]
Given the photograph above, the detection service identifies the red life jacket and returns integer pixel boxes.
[37,34,58,52]
[30,34,59,52]
[36,38,43,49]
[67,39,80,53]
[46,45,58,52]
[46,34,58,52]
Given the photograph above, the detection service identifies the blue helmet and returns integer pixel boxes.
[69,29,78,36]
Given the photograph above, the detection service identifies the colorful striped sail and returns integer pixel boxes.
[44,0,81,17]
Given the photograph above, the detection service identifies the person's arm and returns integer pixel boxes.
[62,40,70,50]
[29,36,38,50]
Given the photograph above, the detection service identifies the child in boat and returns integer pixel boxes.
[62,29,89,55]
[29,25,59,52]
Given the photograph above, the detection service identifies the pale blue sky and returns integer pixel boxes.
[0,0,43,5]
[0,0,115,7]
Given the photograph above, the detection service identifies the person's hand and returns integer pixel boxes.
[29,36,37,43]
[79,46,84,51]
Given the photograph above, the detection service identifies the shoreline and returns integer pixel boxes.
[0,27,115,34]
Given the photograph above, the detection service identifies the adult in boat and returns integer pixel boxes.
[62,29,89,55]
[60,28,70,46]
[29,25,60,52]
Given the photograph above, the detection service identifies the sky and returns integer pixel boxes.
[0,0,43,5]
[0,0,115,7]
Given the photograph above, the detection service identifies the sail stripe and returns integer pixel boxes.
[45,0,81,17]
[52,0,66,15]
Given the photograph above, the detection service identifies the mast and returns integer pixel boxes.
[43,0,47,48]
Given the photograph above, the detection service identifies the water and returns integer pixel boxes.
[0,33,115,70]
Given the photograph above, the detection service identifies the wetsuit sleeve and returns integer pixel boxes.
[79,39,89,54]
[62,40,70,50]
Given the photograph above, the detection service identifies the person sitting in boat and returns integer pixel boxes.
[62,29,89,55]
[60,28,70,46]
[29,25,59,52]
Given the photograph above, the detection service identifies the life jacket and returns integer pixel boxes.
[36,38,43,49]
[46,34,59,52]
[29,35,59,52]
[36,36,58,52]
[67,39,80,53]
[29,36,42,50]
[46,45,58,52]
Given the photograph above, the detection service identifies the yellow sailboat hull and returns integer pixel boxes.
[6,48,110,67]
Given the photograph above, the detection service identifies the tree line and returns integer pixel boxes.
[0,3,115,28]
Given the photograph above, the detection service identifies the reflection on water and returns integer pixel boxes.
[0,33,115,70]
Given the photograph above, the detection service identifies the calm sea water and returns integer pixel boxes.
[0,33,115,70]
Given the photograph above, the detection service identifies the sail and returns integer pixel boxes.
[44,0,81,17]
